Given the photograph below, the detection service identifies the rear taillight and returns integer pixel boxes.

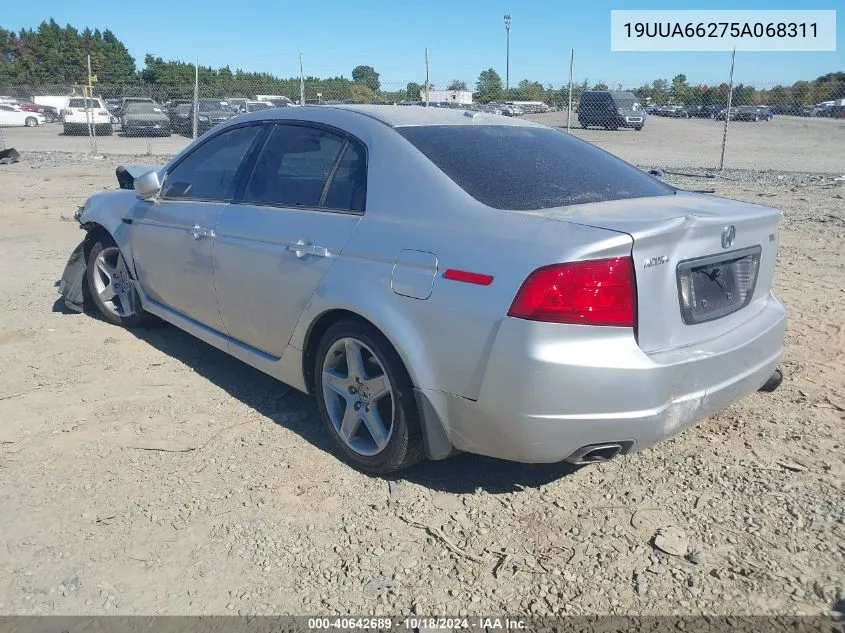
[507,257,636,327]
[97,110,108,116]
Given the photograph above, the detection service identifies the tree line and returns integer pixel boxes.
[1,20,842,107]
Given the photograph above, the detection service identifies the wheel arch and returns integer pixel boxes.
[301,308,427,396]
[298,306,455,461]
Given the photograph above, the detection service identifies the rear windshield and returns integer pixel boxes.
[397,125,673,210]
[199,99,232,111]
[68,98,101,108]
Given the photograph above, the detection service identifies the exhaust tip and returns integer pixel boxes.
[758,368,783,393]
[565,442,631,465]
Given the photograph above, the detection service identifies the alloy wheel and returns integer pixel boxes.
[321,337,395,456]
[92,246,138,318]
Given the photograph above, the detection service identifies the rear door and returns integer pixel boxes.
[213,122,366,357]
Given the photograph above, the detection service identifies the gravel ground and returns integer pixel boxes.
[0,152,843,617]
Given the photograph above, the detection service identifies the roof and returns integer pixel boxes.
[318,104,544,128]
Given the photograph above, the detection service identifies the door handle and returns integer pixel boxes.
[289,239,331,259]
[190,225,215,239]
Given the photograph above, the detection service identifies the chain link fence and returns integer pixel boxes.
[1,75,843,173]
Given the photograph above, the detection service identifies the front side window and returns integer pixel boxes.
[244,125,350,209]
[162,125,263,201]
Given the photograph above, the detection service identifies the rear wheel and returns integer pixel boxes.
[315,320,423,473]
[24,116,38,127]
[86,236,145,328]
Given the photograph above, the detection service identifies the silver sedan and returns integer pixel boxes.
[64,105,786,473]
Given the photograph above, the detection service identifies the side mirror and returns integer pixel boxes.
[134,170,162,199]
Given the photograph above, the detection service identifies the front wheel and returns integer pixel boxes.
[86,236,145,327]
[315,320,423,473]
[25,116,38,127]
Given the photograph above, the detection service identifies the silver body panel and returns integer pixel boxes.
[77,105,786,463]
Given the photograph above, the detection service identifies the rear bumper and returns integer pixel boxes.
[426,293,786,463]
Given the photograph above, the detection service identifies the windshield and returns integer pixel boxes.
[198,99,232,111]
[247,102,271,111]
[397,125,673,210]
[126,104,164,114]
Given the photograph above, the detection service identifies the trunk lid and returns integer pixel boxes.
[531,192,781,353]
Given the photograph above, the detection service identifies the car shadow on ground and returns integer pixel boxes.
[59,305,580,494]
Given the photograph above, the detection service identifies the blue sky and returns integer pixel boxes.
[3,0,841,88]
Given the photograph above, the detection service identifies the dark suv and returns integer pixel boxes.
[578,91,645,131]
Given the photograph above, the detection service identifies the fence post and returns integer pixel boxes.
[299,54,305,106]
[87,54,97,154]
[567,49,574,133]
[192,57,199,140]
[719,48,736,171]
[424,48,430,106]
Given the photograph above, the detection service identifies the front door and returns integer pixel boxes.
[130,123,266,332]
[214,122,367,357]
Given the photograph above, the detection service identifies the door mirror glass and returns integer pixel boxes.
[134,170,161,199]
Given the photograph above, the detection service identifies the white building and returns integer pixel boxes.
[422,90,473,105]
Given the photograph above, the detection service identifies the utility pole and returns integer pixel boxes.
[299,53,305,105]
[504,14,512,92]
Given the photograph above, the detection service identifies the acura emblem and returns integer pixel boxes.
[721,225,736,249]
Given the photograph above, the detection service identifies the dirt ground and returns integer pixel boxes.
[0,154,843,617]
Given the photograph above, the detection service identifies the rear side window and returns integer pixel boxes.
[244,124,361,210]
[397,125,673,210]
[162,125,263,201]
[323,143,367,212]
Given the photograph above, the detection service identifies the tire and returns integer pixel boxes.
[86,235,146,328]
[753,115,759,122]
[25,116,38,127]
[314,319,424,474]
[635,126,643,131]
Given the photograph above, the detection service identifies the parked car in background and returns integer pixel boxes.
[171,104,193,135]
[13,100,43,114]
[579,91,645,130]
[41,105,59,123]
[0,104,45,127]
[242,100,273,114]
[772,105,812,117]
[62,97,113,135]
[256,95,297,108]
[226,98,249,113]
[122,103,171,136]
[193,98,236,133]
[66,105,785,473]
[750,106,773,121]
[700,104,726,118]
[116,97,156,119]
